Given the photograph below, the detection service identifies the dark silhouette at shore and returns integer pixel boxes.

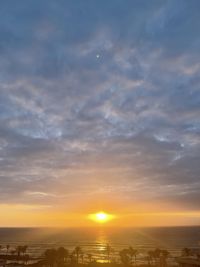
[0,244,200,267]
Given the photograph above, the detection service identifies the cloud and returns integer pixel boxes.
[0,0,199,215]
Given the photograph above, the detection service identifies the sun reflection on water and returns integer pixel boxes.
[95,229,109,262]
[96,228,108,249]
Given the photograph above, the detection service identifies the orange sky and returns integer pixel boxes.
[1,203,200,227]
[0,1,200,228]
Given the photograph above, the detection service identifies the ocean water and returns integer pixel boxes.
[0,227,200,263]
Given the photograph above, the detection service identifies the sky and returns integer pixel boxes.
[0,0,200,227]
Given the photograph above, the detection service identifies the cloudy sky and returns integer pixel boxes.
[0,0,200,226]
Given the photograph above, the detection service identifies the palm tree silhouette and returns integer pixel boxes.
[44,249,57,267]
[87,254,93,263]
[57,247,69,265]
[22,246,28,256]
[119,249,130,265]
[105,244,112,263]
[152,248,162,267]
[69,253,76,265]
[6,245,10,255]
[16,246,22,257]
[74,246,82,264]
[24,254,30,265]
[160,250,169,267]
[128,247,138,265]
[148,250,156,266]
[80,253,84,264]
[182,248,191,257]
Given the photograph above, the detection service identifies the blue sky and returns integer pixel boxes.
[0,0,200,225]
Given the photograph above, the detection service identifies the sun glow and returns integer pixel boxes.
[89,212,114,224]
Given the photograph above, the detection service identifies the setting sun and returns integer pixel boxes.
[89,212,114,224]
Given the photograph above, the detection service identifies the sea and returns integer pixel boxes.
[0,226,200,264]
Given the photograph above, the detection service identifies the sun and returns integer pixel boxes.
[96,212,107,221]
[88,211,114,224]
